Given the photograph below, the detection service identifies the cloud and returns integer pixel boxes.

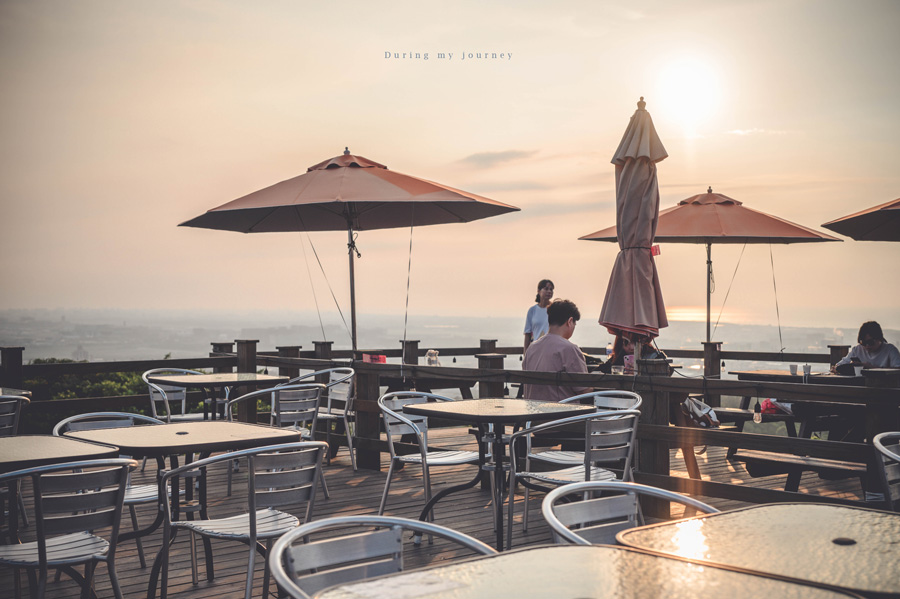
[725,128,788,136]
[469,180,552,192]
[459,150,538,168]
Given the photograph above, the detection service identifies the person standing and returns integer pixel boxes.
[522,299,591,402]
[523,279,554,353]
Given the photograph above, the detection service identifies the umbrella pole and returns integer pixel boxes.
[706,242,712,344]
[348,226,358,352]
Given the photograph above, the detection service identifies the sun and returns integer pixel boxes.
[654,56,721,137]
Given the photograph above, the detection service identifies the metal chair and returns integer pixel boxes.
[874,431,900,512]
[268,515,497,599]
[377,391,482,518]
[156,441,327,599]
[226,383,329,497]
[507,409,640,548]
[52,412,166,568]
[142,368,209,422]
[281,367,356,470]
[0,458,136,599]
[542,480,720,545]
[0,395,31,527]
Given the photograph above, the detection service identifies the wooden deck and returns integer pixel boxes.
[2,426,864,599]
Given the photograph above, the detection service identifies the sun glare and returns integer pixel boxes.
[654,56,721,137]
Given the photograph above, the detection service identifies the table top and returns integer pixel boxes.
[64,421,301,458]
[314,545,859,599]
[402,398,596,425]
[146,372,288,389]
[729,370,864,386]
[0,435,119,474]
[617,502,899,596]
[1,387,32,398]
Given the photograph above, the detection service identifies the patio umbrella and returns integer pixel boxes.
[821,198,900,241]
[595,97,669,341]
[581,188,840,342]
[180,148,519,350]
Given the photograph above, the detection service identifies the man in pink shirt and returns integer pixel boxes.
[522,299,592,402]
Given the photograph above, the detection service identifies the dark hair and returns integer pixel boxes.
[608,333,654,365]
[534,279,554,303]
[858,321,886,344]
[547,299,580,326]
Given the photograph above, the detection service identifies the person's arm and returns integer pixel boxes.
[524,333,533,353]
[833,345,859,369]
[570,346,592,394]
[886,345,900,368]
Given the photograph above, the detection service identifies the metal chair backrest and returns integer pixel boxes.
[142,368,205,421]
[280,367,355,415]
[0,395,29,437]
[560,390,642,410]
[268,515,497,599]
[53,411,164,436]
[272,384,325,431]
[542,480,720,545]
[874,431,900,512]
[378,392,455,459]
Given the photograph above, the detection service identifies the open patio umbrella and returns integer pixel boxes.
[180,148,519,350]
[581,188,840,342]
[595,97,669,341]
[821,198,900,241]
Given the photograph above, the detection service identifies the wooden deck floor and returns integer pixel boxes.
[3,426,864,599]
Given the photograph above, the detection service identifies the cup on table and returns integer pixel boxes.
[854,365,864,376]
[611,365,625,375]
[789,364,798,375]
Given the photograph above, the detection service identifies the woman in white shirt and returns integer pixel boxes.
[834,321,900,371]
[524,279,554,353]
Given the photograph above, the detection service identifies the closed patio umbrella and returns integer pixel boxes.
[581,188,840,342]
[594,98,669,342]
[822,198,900,242]
[180,148,519,350]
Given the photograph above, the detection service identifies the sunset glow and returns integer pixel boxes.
[654,56,722,137]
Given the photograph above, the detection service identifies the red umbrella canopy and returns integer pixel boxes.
[822,198,900,242]
[597,98,669,341]
[180,149,519,233]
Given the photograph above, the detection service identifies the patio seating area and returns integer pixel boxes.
[1,425,865,599]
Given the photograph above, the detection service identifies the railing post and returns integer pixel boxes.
[235,339,259,423]
[636,358,673,518]
[314,341,333,360]
[210,342,235,374]
[401,340,420,365]
[355,367,383,471]
[862,368,900,496]
[276,345,302,380]
[0,347,25,389]
[479,339,497,353]
[702,341,722,407]
[476,353,506,398]
[828,344,850,368]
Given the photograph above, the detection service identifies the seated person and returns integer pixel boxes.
[596,333,667,374]
[522,299,591,402]
[833,321,900,373]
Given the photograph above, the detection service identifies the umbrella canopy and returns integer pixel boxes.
[581,188,840,341]
[596,97,669,341]
[821,198,900,241]
[181,148,519,350]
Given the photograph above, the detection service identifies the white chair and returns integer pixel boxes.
[280,367,357,470]
[507,409,640,548]
[377,391,482,518]
[874,431,900,512]
[52,412,166,568]
[268,515,497,599]
[542,480,719,545]
[141,368,209,422]
[0,458,136,599]
[157,441,327,599]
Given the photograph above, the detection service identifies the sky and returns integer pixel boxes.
[1,0,899,350]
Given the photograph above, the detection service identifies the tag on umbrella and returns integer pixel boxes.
[651,244,661,256]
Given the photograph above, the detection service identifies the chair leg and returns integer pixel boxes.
[319,470,330,499]
[523,484,531,532]
[378,460,397,515]
[80,561,95,599]
[190,531,199,585]
[506,473,517,550]
[345,417,357,470]
[107,558,126,599]
[243,541,256,599]
[262,538,273,599]
[129,504,147,568]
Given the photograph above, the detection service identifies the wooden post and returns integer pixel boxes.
[210,342,234,374]
[702,342,722,407]
[0,347,25,389]
[636,358,673,518]
[862,368,900,496]
[828,345,850,368]
[401,340,420,365]
[476,353,506,398]
[235,339,258,423]
[314,341,333,360]
[276,345,302,380]
[479,339,497,353]
[355,367,383,471]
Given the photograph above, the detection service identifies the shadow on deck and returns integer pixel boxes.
[3,426,863,599]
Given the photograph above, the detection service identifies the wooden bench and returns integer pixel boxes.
[732,449,868,492]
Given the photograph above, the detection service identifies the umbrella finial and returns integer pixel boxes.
[637,96,646,110]
[708,186,713,194]
[344,147,350,155]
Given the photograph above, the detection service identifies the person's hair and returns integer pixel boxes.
[534,279,554,303]
[547,299,580,326]
[858,321,886,344]
[608,333,654,365]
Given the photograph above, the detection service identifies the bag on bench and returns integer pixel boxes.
[682,396,720,428]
